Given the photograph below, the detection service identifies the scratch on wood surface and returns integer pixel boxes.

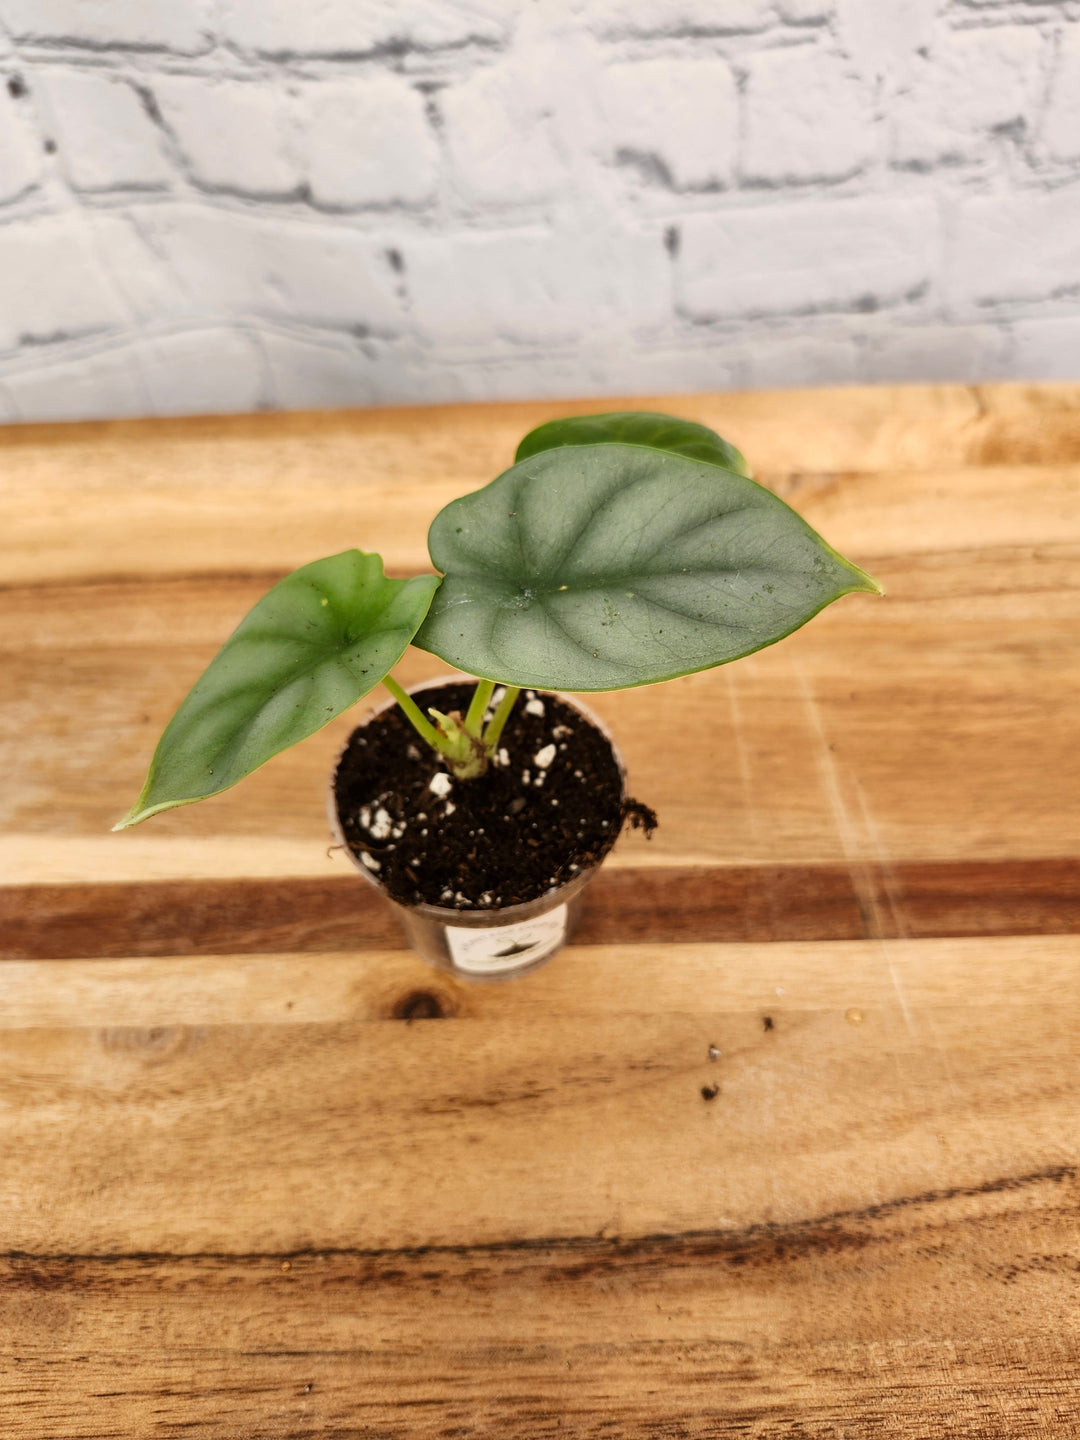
[853,793,954,1109]
[794,662,917,1039]
[853,776,961,1105]
[851,777,909,942]
[722,666,759,844]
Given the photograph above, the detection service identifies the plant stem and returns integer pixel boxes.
[482,684,521,750]
[464,677,495,737]
[385,673,519,780]
[382,676,443,751]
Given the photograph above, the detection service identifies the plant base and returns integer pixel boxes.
[328,679,643,980]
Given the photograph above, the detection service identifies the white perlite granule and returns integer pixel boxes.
[369,806,393,840]
[429,771,453,797]
[534,743,556,769]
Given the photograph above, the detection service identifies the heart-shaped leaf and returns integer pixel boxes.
[116,551,441,828]
[515,410,751,477]
[415,444,879,691]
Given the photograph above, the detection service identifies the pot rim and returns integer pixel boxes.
[326,673,627,926]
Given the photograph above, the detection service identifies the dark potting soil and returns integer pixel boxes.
[332,681,657,910]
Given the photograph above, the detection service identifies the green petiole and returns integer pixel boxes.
[464,678,495,736]
[482,684,521,751]
[383,673,521,781]
[381,676,442,751]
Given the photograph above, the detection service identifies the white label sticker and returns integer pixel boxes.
[446,905,568,975]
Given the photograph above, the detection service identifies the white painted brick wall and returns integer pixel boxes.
[131,206,406,329]
[441,49,568,206]
[1,0,214,53]
[0,0,1079,423]
[306,77,438,208]
[216,0,512,59]
[407,223,668,345]
[742,47,875,185]
[594,57,739,191]
[947,186,1080,309]
[587,0,774,36]
[677,198,936,320]
[38,69,171,191]
[890,26,1044,169]
[1042,28,1080,163]
[0,212,127,350]
[0,84,39,201]
[154,77,301,198]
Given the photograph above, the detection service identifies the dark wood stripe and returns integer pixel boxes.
[2,858,1079,961]
[583,857,1080,945]
[4,1163,1072,1268]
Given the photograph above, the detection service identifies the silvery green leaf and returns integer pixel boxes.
[415,444,879,691]
[116,551,440,828]
[515,410,751,477]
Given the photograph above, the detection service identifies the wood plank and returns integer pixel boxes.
[4,384,1080,1436]
[4,935,1080,1028]
[4,543,1080,876]
[4,857,1080,961]
[5,455,1080,586]
[3,934,1080,1435]
[2,936,1079,1255]
[3,1168,1080,1437]
[3,383,1078,501]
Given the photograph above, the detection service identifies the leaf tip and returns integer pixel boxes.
[113,778,156,830]
[842,557,884,597]
[112,794,174,830]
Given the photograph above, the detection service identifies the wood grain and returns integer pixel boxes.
[4,1170,1080,1438]
[4,857,1080,960]
[3,384,1080,1436]
[4,381,1079,499]
[5,932,1080,1028]
[4,932,1080,1253]
[3,933,1080,1432]
[5,544,1080,875]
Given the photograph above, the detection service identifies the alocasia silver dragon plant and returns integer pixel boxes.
[116,411,880,830]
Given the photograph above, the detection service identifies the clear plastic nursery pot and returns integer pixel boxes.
[327,680,627,982]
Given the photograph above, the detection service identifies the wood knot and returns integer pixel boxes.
[392,990,451,1021]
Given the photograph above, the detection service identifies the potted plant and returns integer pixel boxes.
[116,411,881,978]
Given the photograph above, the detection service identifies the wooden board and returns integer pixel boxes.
[2,383,1080,1436]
